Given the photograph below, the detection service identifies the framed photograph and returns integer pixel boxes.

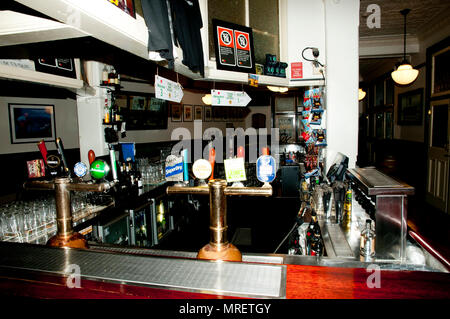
[183,104,193,122]
[130,95,146,110]
[275,114,296,144]
[398,88,423,125]
[194,105,203,121]
[9,104,56,144]
[204,106,212,122]
[431,45,450,97]
[171,103,182,122]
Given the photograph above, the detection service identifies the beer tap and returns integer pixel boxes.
[167,179,272,262]
[24,178,116,249]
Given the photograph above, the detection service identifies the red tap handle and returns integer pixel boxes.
[88,150,96,165]
[209,147,216,180]
[237,146,245,159]
[262,147,270,155]
[37,140,48,165]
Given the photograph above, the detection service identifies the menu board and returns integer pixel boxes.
[212,19,255,74]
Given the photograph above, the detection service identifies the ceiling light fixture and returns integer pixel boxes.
[358,88,366,101]
[202,94,212,105]
[391,9,419,85]
[267,86,288,93]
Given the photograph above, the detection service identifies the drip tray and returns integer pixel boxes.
[0,243,286,298]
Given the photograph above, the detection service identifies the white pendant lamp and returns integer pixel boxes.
[391,9,419,85]
[267,86,288,93]
[202,94,212,105]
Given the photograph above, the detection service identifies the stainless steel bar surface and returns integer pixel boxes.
[0,242,286,298]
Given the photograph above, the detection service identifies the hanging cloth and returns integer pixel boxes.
[141,0,175,69]
[169,0,205,76]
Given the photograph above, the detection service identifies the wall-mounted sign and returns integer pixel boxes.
[291,62,303,79]
[155,75,184,103]
[211,89,251,107]
[213,19,255,74]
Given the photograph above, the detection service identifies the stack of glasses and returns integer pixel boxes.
[0,192,110,245]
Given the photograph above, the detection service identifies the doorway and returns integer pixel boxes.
[426,99,450,214]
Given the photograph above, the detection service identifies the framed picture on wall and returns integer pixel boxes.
[204,106,212,122]
[171,103,182,122]
[183,104,193,122]
[194,105,203,121]
[398,88,423,125]
[130,95,147,110]
[431,45,450,97]
[8,104,56,144]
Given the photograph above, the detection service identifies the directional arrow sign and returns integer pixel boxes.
[155,75,184,103]
[211,89,251,107]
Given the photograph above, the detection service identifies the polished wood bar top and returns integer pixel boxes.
[1,262,449,299]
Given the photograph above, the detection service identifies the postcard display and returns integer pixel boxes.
[301,88,327,179]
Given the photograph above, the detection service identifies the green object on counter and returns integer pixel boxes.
[90,159,110,179]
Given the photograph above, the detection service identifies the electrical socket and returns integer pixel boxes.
[312,64,323,75]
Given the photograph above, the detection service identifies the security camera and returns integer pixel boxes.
[312,48,320,58]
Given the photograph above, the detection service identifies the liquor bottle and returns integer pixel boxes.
[102,65,108,85]
[108,67,115,85]
[343,182,353,224]
[136,167,143,189]
[360,219,376,261]
[104,98,110,124]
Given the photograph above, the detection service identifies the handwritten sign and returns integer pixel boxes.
[155,75,184,103]
[211,89,251,107]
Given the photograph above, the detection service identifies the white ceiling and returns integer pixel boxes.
[358,0,450,82]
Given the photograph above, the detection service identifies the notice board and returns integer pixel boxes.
[212,19,255,74]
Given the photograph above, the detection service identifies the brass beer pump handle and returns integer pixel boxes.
[166,179,272,262]
[166,186,272,197]
[23,178,116,249]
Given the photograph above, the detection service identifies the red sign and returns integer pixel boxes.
[217,27,235,48]
[291,62,303,79]
[235,31,250,51]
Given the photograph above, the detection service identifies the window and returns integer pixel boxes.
[249,0,279,65]
[208,0,279,65]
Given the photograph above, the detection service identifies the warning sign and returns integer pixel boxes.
[291,62,303,79]
[235,31,252,68]
[217,26,236,66]
[213,19,255,74]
